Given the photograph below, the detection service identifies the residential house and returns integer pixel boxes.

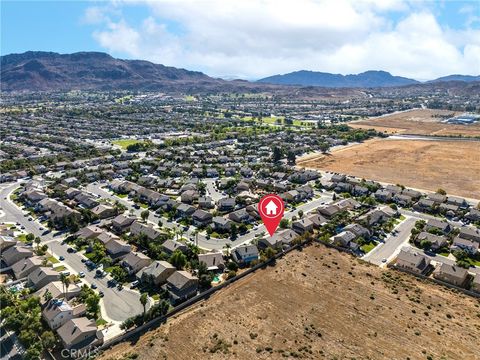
[162,240,188,256]
[395,248,431,274]
[425,219,452,234]
[11,256,43,279]
[43,299,85,330]
[417,232,448,250]
[318,204,341,218]
[27,267,60,289]
[35,281,82,305]
[137,260,176,286]
[330,231,357,249]
[130,221,162,241]
[433,263,469,287]
[458,227,480,243]
[111,214,136,234]
[343,223,371,239]
[192,209,213,227]
[91,204,116,219]
[163,271,199,303]
[2,245,34,267]
[121,252,152,275]
[198,251,225,271]
[217,197,236,212]
[232,244,259,265]
[292,218,314,234]
[57,317,103,351]
[451,237,479,255]
[212,216,232,232]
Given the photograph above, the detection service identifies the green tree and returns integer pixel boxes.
[25,233,35,242]
[169,250,187,269]
[85,294,101,318]
[287,151,296,165]
[436,188,447,195]
[41,331,56,349]
[140,293,148,320]
[141,210,150,222]
[272,146,282,163]
[279,218,289,229]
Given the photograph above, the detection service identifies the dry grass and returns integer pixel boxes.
[349,109,480,137]
[298,138,480,200]
[99,245,480,360]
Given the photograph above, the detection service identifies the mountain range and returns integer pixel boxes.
[257,70,480,88]
[1,51,479,92]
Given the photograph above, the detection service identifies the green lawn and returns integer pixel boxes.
[53,265,66,272]
[399,215,406,221]
[438,251,450,257]
[17,234,27,242]
[151,294,160,301]
[47,256,59,264]
[361,243,376,253]
[112,139,144,150]
[116,193,128,198]
[96,318,108,326]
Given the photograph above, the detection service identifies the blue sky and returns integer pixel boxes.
[2,1,479,79]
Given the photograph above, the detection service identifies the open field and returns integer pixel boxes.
[99,245,480,360]
[349,109,480,137]
[298,138,480,199]
[112,139,145,149]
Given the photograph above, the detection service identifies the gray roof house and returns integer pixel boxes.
[198,251,225,271]
[395,248,431,274]
[232,244,259,265]
[163,271,199,304]
[137,260,176,286]
[27,267,60,289]
[433,263,469,287]
[57,317,103,351]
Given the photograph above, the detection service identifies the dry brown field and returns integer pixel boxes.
[349,109,480,137]
[298,138,480,199]
[99,245,480,360]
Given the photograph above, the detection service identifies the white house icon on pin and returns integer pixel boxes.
[265,200,278,215]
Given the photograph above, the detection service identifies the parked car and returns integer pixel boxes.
[59,256,65,261]
[91,283,97,289]
[79,272,85,278]
[130,280,139,288]
[99,291,104,297]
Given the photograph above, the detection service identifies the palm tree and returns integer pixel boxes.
[34,237,41,251]
[223,244,231,257]
[140,293,148,320]
[64,277,71,298]
[60,273,67,296]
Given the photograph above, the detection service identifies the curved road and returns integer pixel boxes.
[0,182,144,322]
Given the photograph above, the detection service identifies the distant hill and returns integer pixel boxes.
[257,70,420,88]
[0,51,224,92]
[429,74,480,83]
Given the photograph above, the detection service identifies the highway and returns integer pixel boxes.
[0,182,144,323]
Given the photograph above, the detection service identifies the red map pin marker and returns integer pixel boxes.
[258,194,285,236]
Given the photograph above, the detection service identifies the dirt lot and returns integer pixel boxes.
[298,138,480,199]
[99,245,480,360]
[349,109,480,137]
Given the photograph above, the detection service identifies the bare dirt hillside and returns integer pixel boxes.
[98,245,480,360]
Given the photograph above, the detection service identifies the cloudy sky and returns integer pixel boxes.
[2,0,479,80]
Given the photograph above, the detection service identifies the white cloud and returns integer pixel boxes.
[85,0,480,80]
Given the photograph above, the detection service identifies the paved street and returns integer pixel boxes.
[0,182,144,323]
[86,182,334,251]
[362,216,416,266]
